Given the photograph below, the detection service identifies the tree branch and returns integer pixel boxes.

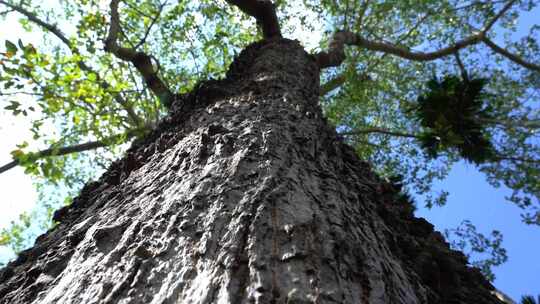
[454,51,468,81]
[224,0,281,39]
[1,138,115,174]
[320,74,347,96]
[339,129,540,165]
[493,155,540,164]
[482,37,540,72]
[481,0,517,34]
[0,127,145,175]
[339,127,419,139]
[480,117,540,130]
[134,1,166,49]
[0,0,144,126]
[319,12,429,95]
[319,72,371,96]
[0,8,14,15]
[104,0,174,107]
[315,31,484,68]
[355,0,371,28]
[0,0,70,46]
[314,0,527,69]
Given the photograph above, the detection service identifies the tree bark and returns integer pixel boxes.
[0,39,503,304]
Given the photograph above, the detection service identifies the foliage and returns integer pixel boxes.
[413,75,494,164]
[444,220,508,282]
[0,212,32,254]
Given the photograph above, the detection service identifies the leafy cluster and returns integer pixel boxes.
[444,220,507,282]
[413,75,495,164]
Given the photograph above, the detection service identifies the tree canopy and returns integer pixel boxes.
[0,0,538,285]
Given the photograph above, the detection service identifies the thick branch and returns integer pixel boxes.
[315,31,484,68]
[224,0,281,39]
[0,0,143,126]
[104,0,174,107]
[315,0,526,69]
[319,13,428,95]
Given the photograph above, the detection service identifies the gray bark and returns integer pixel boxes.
[0,39,503,304]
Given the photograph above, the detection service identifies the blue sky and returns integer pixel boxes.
[0,1,539,301]
[416,161,540,300]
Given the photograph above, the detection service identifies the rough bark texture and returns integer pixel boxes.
[0,39,503,304]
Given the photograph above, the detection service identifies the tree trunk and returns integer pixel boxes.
[0,39,503,304]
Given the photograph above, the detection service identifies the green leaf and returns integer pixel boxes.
[10,149,25,159]
[4,100,21,112]
[17,39,24,50]
[5,40,17,55]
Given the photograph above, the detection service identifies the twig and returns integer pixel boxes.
[494,155,540,164]
[0,0,70,45]
[339,127,419,139]
[454,51,468,81]
[134,1,166,49]
[481,0,517,34]
[0,8,14,15]
[355,0,371,29]
[480,117,540,130]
